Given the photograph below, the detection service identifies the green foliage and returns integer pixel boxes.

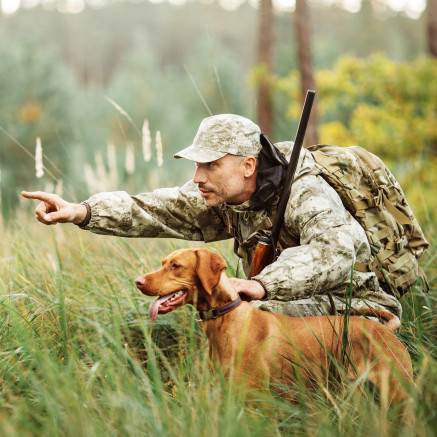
[0,2,431,220]
[105,39,253,188]
[0,39,77,218]
[275,54,437,225]
[0,3,259,219]
[278,54,437,159]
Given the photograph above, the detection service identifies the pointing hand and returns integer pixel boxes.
[21,191,87,225]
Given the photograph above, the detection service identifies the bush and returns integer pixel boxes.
[275,54,437,225]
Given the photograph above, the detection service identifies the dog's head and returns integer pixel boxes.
[135,248,227,321]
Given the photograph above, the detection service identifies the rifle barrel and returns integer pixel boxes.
[270,90,316,250]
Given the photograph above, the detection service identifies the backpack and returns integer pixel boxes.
[307,144,429,298]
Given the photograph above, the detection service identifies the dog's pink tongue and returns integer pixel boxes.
[149,292,178,322]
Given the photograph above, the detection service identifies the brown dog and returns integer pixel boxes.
[135,248,413,404]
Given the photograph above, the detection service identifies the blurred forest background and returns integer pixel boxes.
[0,0,435,235]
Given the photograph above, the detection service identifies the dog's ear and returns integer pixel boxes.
[195,249,227,294]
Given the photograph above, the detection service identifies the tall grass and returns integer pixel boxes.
[0,216,436,436]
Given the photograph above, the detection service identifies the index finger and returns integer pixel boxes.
[21,191,57,202]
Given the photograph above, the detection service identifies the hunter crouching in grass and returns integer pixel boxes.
[23,114,426,319]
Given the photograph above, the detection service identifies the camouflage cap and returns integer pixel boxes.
[174,114,262,163]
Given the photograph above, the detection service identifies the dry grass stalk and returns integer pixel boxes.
[96,152,108,183]
[44,182,55,194]
[107,142,118,187]
[156,131,163,167]
[83,146,121,193]
[105,96,130,121]
[142,120,152,163]
[125,142,135,175]
[84,163,97,194]
[55,179,63,197]
[105,96,142,137]
[35,137,44,179]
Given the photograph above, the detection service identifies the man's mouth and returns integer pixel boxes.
[198,186,214,197]
[149,290,188,321]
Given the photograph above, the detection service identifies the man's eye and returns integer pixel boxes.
[207,162,216,168]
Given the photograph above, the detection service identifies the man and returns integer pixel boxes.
[22,114,401,317]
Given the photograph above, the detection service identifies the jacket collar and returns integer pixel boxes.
[219,145,314,216]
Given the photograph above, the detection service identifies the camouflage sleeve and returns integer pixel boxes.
[253,174,370,300]
[80,180,229,242]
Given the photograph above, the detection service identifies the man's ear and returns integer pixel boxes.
[243,156,257,178]
[195,249,227,294]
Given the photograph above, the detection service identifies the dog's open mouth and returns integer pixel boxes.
[149,290,188,321]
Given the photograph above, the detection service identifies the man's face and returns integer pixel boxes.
[193,154,254,207]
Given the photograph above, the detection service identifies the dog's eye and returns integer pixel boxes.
[172,264,181,269]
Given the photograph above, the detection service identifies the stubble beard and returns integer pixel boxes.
[201,190,224,207]
[199,178,247,207]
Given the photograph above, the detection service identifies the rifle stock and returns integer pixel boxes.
[248,90,316,279]
[248,235,274,279]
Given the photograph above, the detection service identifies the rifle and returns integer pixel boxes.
[248,90,316,279]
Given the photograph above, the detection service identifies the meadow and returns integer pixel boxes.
[0,212,435,437]
[1,1,436,433]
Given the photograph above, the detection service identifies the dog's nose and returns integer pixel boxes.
[135,276,146,289]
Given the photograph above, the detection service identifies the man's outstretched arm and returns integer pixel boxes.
[21,191,88,225]
[22,183,230,243]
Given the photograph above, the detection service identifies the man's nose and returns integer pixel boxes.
[193,166,207,184]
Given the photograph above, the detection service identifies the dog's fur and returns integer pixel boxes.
[136,248,413,403]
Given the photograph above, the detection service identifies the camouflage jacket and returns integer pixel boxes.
[80,142,402,317]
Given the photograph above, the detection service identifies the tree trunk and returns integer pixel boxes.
[428,0,437,57]
[428,0,437,155]
[257,0,274,138]
[294,0,318,146]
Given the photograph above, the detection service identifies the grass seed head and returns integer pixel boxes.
[156,131,163,167]
[35,137,44,179]
[142,120,152,163]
